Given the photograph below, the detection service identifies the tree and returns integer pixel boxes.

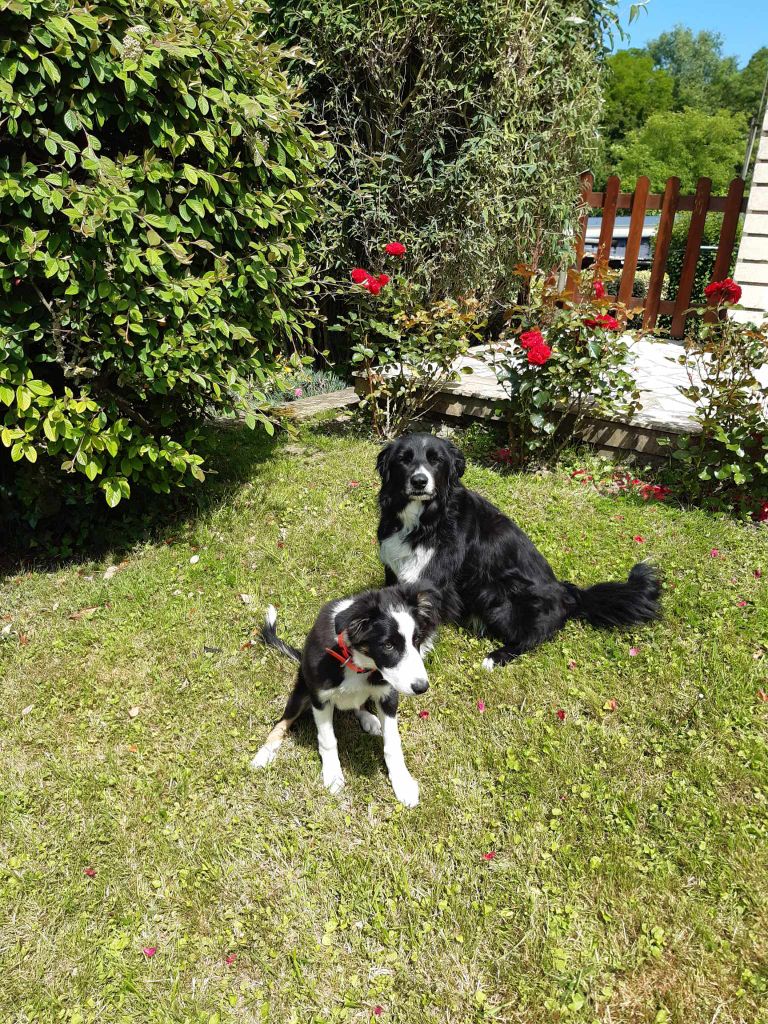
[602,50,675,147]
[613,107,748,193]
[722,47,768,119]
[646,26,737,110]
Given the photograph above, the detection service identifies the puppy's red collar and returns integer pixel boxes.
[325,633,369,674]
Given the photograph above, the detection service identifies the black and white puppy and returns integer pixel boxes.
[251,584,439,807]
[377,433,661,669]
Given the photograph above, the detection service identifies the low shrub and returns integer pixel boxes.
[0,0,326,525]
[488,271,641,467]
[340,243,484,438]
[668,280,768,519]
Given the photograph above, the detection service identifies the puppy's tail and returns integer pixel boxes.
[563,562,662,629]
[260,605,302,663]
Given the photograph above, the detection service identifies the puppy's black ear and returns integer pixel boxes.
[410,585,441,631]
[447,441,466,485]
[345,616,371,646]
[336,591,376,644]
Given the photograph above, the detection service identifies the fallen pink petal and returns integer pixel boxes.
[476,700,486,712]
[373,1008,383,1017]
[754,569,763,578]
[348,480,360,488]
[482,851,496,861]
[633,535,645,544]
[225,953,237,966]
[556,708,566,721]
[710,548,720,558]
[83,867,96,877]
[629,646,639,656]
[737,599,747,607]
[418,709,429,719]
[142,947,157,958]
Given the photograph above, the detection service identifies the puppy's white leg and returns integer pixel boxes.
[313,703,345,795]
[376,704,419,808]
[251,719,290,768]
[354,708,382,736]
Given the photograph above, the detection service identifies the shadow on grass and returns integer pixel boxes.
[0,422,280,578]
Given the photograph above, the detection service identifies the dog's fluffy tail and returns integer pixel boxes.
[260,605,302,662]
[564,562,662,628]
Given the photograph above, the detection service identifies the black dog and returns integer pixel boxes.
[376,434,661,669]
[252,584,439,807]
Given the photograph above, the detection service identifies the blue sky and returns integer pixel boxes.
[615,0,767,66]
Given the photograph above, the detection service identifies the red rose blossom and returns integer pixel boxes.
[377,274,390,286]
[526,342,552,366]
[384,241,406,257]
[519,329,545,350]
[584,314,620,331]
[365,279,382,295]
[593,281,606,299]
[350,268,370,284]
[704,278,742,305]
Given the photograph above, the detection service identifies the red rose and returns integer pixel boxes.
[526,342,552,366]
[704,278,742,305]
[593,281,606,299]
[519,329,545,350]
[350,268,371,284]
[365,278,382,295]
[384,241,406,257]
[583,314,620,331]
[377,274,390,286]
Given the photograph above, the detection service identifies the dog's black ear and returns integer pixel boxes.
[446,441,466,485]
[336,592,376,644]
[409,585,441,631]
[376,441,397,485]
[345,616,371,646]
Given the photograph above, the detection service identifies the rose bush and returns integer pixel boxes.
[488,270,641,467]
[338,243,483,438]
[668,279,768,518]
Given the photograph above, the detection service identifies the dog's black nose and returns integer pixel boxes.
[411,473,428,491]
[412,678,429,694]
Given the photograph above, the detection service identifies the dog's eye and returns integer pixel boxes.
[426,450,439,465]
[400,450,413,464]
[382,642,394,651]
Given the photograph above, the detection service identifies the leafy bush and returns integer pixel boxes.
[267,0,617,324]
[488,271,641,467]
[0,0,326,520]
[341,245,484,438]
[668,284,768,518]
[664,213,742,308]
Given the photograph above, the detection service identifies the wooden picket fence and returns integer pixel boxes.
[567,172,749,337]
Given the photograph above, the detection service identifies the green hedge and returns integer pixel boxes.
[267,0,616,320]
[0,0,327,522]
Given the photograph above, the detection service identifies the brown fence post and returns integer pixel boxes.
[643,176,681,330]
[596,175,621,272]
[670,176,712,337]
[618,175,650,306]
[707,177,746,321]
[568,171,594,297]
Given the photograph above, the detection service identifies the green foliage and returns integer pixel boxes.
[613,107,748,193]
[0,0,326,520]
[646,27,738,110]
[489,271,641,467]
[267,0,617,316]
[343,260,484,438]
[723,47,768,118]
[602,50,675,147]
[669,311,768,517]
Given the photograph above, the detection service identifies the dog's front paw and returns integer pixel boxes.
[391,772,420,808]
[481,657,495,672]
[251,745,276,769]
[322,767,346,795]
[355,709,382,736]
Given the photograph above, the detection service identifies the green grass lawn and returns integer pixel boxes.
[2,421,767,1024]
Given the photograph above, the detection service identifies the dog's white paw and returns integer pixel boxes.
[251,745,276,769]
[391,772,420,808]
[323,768,346,795]
[481,657,495,672]
[355,709,382,736]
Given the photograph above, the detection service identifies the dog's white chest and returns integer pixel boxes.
[330,672,385,711]
[380,502,434,584]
